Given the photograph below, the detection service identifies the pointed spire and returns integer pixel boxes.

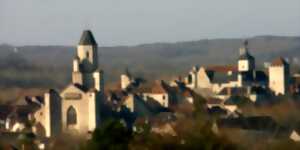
[79,30,97,45]
[243,40,249,48]
[239,39,254,60]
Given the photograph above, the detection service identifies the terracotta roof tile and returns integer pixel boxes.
[271,57,288,66]
[151,81,168,94]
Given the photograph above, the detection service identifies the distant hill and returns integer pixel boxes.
[0,35,300,88]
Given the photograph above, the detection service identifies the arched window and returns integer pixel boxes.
[188,74,193,84]
[86,51,89,58]
[67,106,77,126]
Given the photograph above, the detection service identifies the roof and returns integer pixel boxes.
[151,81,168,94]
[224,95,253,105]
[0,105,14,120]
[207,98,223,105]
[203,65,238,84]
[271,57,288,66]
[78,30,97,45]
[219,87,251,96]
[0,104,39,122]
[212,72,238,84]
[206,65,238,73]
[292,75,300,85]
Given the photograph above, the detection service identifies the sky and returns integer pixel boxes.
[0,0,300,46]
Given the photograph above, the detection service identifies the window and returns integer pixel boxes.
[188,74,193,84]
[64,93,82,100]
[67,106,77,126]
[86,51,89,58]
[162,95,166,100]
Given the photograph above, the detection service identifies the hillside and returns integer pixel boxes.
[0,35,300,88]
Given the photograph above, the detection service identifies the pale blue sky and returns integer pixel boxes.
[0,0,300,46]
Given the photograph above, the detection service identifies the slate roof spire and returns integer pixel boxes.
[79,30,97,45]
[239,40,254,60]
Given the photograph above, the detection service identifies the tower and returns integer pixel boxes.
[121,68,132,90]
[269,57,290,95]
[61,30,103,135]
[186,66,199,89]
[43,89,61,137]
[238,40,255,85]
[72,30,104,92]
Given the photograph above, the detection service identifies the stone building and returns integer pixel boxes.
[268,57,290,95]
[33,30,104,137]
[184,40,290,100]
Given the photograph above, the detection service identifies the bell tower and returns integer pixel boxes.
[72,30,104,92]
[238,40,255,85]
[77,30,98,72]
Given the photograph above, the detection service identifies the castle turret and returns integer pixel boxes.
[269,57,290,95]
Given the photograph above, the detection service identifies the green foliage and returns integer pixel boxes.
[227,96,253,107]
[130,119,237,150]
[192,92,208,119]
[86,120,132,150]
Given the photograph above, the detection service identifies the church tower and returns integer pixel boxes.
[72,30,104,92]
[238,40,255,85]
[34,30,104,137]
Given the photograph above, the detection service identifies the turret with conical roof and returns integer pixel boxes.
[79,30,98,46]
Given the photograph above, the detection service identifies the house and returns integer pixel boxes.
[290,130,300,142]
[142,81,171,108]
[185,65,239,93]
[183,40,294,101]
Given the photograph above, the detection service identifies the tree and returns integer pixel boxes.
[86,120,132,150]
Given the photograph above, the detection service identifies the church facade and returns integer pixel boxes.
[34,30,104,137]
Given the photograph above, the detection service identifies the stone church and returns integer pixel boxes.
[34,30,104,137]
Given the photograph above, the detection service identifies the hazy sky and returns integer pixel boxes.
[0,0,300,46]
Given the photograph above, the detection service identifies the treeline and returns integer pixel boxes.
[0,51,70,89]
